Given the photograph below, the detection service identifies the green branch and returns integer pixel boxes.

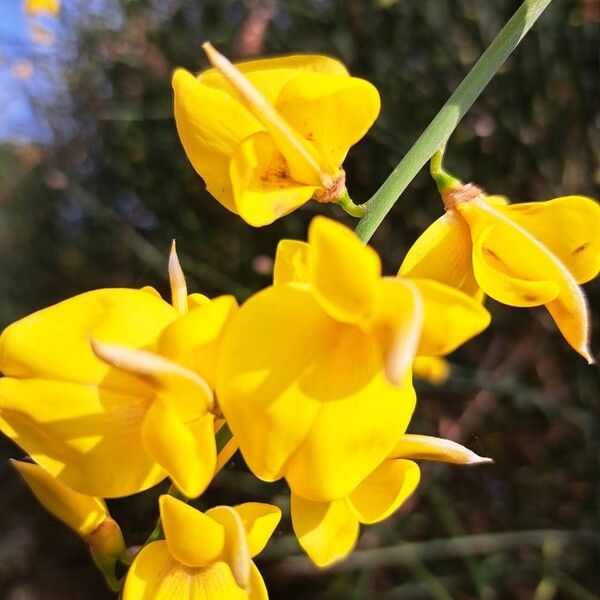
[354,0,554,242]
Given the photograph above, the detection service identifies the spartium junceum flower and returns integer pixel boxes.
[292,434,492,567]
[24,0,60,15]
[400,152,600,363]
[12,460,126,590]
[122,495,281,600]
[172,43,380,226]
[0,243,238,499]
[217,216,491,505]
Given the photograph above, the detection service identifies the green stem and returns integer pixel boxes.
[354,0,554,243]
[336,188,368,218]
[429,148,462,194]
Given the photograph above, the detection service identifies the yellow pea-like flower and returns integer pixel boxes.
[12,459,110,537]
[172,44,380,226]
[412,355,451,385]
[400,183,600,363]
[0,249,239,498]
[12,460,126,587]
[122,495,281,600]
[291,434,492,567]
[24,0,60,15]
[217,216,490,503]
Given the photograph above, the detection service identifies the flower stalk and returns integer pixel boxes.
[355,0,555,243]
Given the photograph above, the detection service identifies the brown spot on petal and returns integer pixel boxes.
[573,242,590,255]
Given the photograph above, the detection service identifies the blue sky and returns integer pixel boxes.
[0,0,184,144]
[0,1,67,142]
[0,0,130,143]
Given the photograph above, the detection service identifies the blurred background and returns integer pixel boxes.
[0,0,599,598]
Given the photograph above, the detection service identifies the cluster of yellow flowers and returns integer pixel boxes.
[1,45,598,599]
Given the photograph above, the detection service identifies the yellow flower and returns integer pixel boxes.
[12,459,111,537]
[412,356,450,385]
[24,0,60,15]
[123,495,280,600]
[12,460,126,587]
[0,247,238,498]
[217,216,489,503]
[400,186,600,362]
[291,434,492,567]
[172,44,380,226]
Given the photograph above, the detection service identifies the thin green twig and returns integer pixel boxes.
[354,0,554,243]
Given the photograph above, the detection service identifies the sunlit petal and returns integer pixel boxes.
[160,496,225,568]
[276,72,380,172]
[203,43,325,187]
[172,68,261,212]
[291,493,359,568]
[158,295,239,390]
[284,369,416,501]
[233,503,282,558]
[229,131,317,226]
[308,216,381,324]
[273,239,309,285]
[0,378,164,497]
[206,506,251,591]
[122,541,247,600]
[11,459,107,537]
[142,401,216,499]
[461,200,593,361]
[501,196,600,284]
[370,278,423,386]
[217,285,325,482]
[410,278,491,356]
[346,459,420,524]
[0,288,177,392]
[399,211,479,296]
[199,54,349,104]
[391,434,493,465]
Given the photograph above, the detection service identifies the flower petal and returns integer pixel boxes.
[461,200,593,361]
[229,131,317,226]
[90,340,214,420]
[399,211,479,296]
[291,493,359,568]
[410,278,491,356]
[308,216,381,325]
[412,356,450,384]
[233,503,282,558]
[0,378,164,497]
[391,434,493,465]
[0,288,177,392]
[158,295,239,390]
[25,0,60,15]
[471,224,560,306]
[217,285,325,482]
[143,401,216,499]
[276,72,380,173]
[248,562,269,600]
[501,196,600,284]
[11,459,107,537]
[203,44,325,187]
[284,367,416,502]
[172,68,261,212]
[370,278,423,386]
[273,240,309,285]
[346,459,420,524]
[160,495,225,568]
[206,506,251,591]
[123,541,247,600]
[199,55,349,104]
